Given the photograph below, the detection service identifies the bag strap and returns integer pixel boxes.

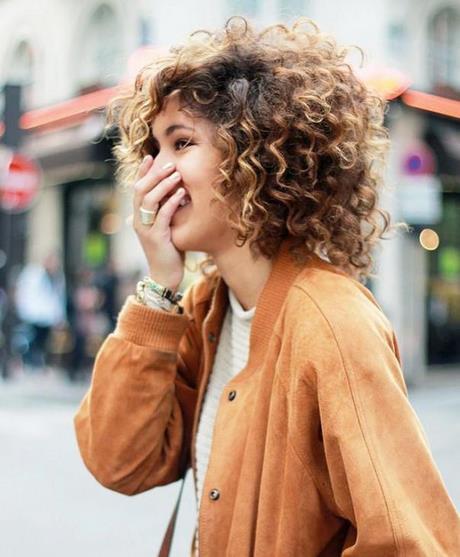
[158,476,186,557]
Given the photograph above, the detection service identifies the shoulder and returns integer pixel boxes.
[17,264,45,287]
[278,263,407,412]
[292,263,392,331]
[281,262,398,371]
[18,263,42,278]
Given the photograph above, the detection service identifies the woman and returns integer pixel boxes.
[74,17,460,556]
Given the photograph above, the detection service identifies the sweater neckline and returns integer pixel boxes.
[209,238,332,384]
[228,288,256,321]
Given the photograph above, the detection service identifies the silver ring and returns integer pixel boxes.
[139,206,157,226]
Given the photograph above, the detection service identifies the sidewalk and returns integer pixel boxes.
[413,365,460,388]
[0,366,88,406]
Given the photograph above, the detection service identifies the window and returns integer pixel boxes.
[428,7,460,89]
[77,4,122,90]
[387,22,407,62]
[6,41,35,109]
[7,41,33,85]
[227,0,259,18]
[278,0,308,20]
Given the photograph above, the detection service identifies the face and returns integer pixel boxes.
[150,94,235,255]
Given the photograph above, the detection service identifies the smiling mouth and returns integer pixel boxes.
[179,193,192,207]
[160,189,192,208]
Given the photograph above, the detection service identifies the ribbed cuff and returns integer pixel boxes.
[114,295,189,351]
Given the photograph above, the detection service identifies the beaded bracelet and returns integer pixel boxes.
[135,277,184,314]
[142,276,183,304]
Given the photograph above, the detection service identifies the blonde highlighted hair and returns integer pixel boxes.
[107,16,406,282]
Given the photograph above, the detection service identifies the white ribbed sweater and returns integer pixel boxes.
[194,288,255,555]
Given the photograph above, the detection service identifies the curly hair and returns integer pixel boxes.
[107,16,407,283]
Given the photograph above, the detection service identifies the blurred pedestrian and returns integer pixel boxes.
[94,259,120,331]
[0,286,8,378]
[75,16,460,557]
[67,268,108,382]
[14,251,66,372]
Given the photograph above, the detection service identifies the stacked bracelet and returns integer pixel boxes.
[135,276,184,314]
[142,276,183,304]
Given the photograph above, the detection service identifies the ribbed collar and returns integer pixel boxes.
[207,238,328,382]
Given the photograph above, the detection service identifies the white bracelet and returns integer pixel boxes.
[144,288,177,312]
[136,279,183,314]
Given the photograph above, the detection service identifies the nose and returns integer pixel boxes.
[151,153,178,174]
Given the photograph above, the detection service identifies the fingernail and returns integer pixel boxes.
[162,162,174,170]
[143,155,152,164]
[170,171,181,180]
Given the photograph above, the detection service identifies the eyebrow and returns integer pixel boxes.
[151,124,194,142]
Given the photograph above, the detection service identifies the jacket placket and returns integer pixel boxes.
[190,281,228,555]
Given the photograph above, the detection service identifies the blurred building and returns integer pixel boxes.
[0,0,459,382]
[372,1,460,381]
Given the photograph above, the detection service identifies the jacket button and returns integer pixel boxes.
[208,332,216,342]
[209,489,220,501]
[228,390,237,401]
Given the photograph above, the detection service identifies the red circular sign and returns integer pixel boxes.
[0,151,41,212]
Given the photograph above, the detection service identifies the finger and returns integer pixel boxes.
[132,163,174,231]
[133,162,175,211]
[153,187,186,230]
[133,171,182,231]
[136,155,154,181]
[142,171,181,211]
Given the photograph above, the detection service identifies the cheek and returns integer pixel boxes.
[179,148,222,186]
[187,175,221,207]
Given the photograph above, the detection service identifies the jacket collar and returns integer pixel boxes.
[207,238,331,374]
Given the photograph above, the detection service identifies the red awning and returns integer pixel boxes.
[0,45,166,137]
[401,89,460,120]
[0,59,458,139]
[12,86,121,135]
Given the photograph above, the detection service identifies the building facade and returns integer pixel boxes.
[1,0,458,381]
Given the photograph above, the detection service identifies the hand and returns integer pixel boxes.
[132,155,187,291]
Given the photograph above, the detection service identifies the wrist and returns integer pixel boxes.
[143,276,183,304]
[136,278,184,314]
[148,270,181,293]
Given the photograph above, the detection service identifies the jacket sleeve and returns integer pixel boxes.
[313,317,460,555]
[74,281,205,496]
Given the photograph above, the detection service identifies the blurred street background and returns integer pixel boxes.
[0,0,459,555]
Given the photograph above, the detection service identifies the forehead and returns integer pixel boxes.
[151,94,213,135]
[151,94,193,131]
[157,94,188,120]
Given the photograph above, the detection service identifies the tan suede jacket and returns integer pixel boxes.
[74,239,460,556]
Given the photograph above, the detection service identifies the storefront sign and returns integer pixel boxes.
[397,174,442,224]
[0,149,41,212]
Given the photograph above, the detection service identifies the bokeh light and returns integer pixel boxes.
[419,228,440,251]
